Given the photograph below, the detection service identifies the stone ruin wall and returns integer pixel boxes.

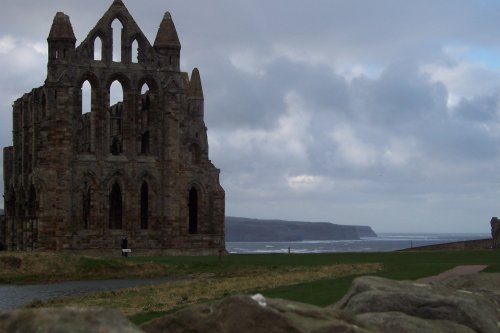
[2,0,225,254]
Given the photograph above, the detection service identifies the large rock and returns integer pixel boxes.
[357,311,475,333]
[141,294,374,333]
[0,307,143,333]
[435,272,500,307]
[335,276,500,333]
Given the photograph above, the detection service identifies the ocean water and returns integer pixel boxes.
[226,233,491,254]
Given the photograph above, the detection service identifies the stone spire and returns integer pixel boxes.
[154,12,181,50]
[47,12,76,42]
[189,68,203,98]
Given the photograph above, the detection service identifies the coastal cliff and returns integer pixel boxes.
[225,217,377,242]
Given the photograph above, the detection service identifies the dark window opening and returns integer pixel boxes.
[28,185,37,217]
[41,93,47,118]
[141,131,150,155]
[140,182,149,229]
[83,186,91,229]
[111,137,122,155]
[188,187,198,234]
[109,182,122,229]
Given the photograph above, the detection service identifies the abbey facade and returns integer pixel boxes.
[2,0,225,253]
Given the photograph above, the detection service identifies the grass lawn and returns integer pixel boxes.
[3,250,499,325]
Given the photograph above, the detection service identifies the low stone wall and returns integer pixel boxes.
[401,238,493,251]
[58,247,228,257]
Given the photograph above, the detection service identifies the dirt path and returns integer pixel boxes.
[416,265,488,284]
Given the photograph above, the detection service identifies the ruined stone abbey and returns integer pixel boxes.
[2,0,225,253]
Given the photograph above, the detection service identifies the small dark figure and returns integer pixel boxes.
[0,242,4,251]
[121,238,128,257]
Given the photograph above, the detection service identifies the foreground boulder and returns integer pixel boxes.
[435,272,500,307]
[0,307,143,333]
[141,294,374,333]
[357,311,475,333]
[335,276,500,333]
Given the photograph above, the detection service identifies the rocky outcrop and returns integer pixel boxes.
[0,307,143,333]
[2,274,499,333]
[336,275,500,333]
[357,311,475,333]
[141,294,373,333]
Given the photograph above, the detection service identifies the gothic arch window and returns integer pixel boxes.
[111,19,123,62]
[131,39,139,63]
[28,185,37,217]
[109,182,122,229]
[188,187,198,234]
[82,81,92,115]
[109,80,124,154]
[79,80,93,153]
[82,184,91,229]
[110,80,124,106]
[94,36,103,61]
[141,131,150,155]
[111,137,122,155]
[140,181,149,229]
[139,83,152,155]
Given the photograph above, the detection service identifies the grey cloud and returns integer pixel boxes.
[453,95,500,122]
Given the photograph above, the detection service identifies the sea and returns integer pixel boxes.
[225,233,491,254]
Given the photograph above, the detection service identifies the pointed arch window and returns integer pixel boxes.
[94,36,103,61]
[140,182,149,229]
[28,185,37,217]
[83,185,91,229]
[79,80,93,153]
[139,84,152,155]
[131,39,139,63]
[141,131,150,155]
[112,19,123,62]
[109,182,123,229]
[109,80,124,154]
[188,187,198,234]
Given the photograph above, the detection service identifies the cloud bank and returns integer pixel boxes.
[2,1,500,233]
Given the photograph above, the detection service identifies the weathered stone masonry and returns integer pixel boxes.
[2,0,225,253]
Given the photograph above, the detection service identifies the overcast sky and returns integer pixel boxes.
[2,1,500,233]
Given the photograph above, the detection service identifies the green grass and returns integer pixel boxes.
[127,250,500,312]
[262,275,358,306]
[129,250,500,277]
